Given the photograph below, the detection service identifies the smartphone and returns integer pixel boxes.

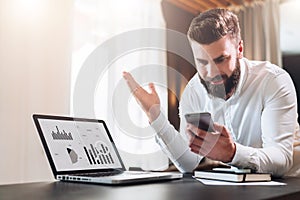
[185,112,215,132]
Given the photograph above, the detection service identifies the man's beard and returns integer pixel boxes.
[199,59,241,99]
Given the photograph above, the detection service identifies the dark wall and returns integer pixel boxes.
[282,54,300,123]
[161,0,197,130]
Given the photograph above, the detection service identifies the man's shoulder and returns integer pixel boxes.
[245,59,286,78]
[190,73,200,82]
[185,73,202,89]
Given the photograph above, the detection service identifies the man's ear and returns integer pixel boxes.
[237,40,243,59]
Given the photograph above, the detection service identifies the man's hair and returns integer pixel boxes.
[188,8,241,45]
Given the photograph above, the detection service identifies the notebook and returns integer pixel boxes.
[32,114,182,185]
[194,167,271,183]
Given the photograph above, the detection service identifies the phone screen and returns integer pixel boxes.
[185,112,215,132]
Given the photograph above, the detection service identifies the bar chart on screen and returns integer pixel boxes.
[51,126,73,140]
[83,141,115,165]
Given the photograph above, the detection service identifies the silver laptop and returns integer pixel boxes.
[32,114,182,185]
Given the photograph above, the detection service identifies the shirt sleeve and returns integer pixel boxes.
[230,71,297,177]
[151,112,202,173]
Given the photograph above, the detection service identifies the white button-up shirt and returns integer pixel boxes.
[151,58,300,177]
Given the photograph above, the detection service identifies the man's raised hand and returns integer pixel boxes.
[123,71,161,122]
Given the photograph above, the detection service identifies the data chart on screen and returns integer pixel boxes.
[38,119,122,171]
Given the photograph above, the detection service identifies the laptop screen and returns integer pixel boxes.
[34,115,124,173]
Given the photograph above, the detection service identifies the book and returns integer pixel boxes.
[194,168,271,183]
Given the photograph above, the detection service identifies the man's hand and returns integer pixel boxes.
[186,123,236,163]
[123,71,161,122]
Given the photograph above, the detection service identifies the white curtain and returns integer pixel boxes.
[0,0,72,184]
[235,0,282,66]
[71,0,169,170]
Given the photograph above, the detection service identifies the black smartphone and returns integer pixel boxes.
[185,112,215,132]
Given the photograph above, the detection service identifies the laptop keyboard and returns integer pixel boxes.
[76,171,121,177]
[75,171,150,178]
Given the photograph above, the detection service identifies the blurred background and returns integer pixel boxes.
[0,0,299,184]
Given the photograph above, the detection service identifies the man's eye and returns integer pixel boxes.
[197,59,208,66]
[215,57,225,64]
[214,56,230,64]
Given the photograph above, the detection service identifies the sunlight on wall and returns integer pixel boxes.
[6,0,46,23]
[0,0,72,184]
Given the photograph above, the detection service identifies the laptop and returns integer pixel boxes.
[32,114,182,185]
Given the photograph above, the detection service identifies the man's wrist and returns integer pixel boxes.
[227,142,236,163]
[148,104,160,123]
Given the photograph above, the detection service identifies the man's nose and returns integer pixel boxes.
[206,63,220,79]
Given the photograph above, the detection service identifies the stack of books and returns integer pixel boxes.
[194,167,271,183]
